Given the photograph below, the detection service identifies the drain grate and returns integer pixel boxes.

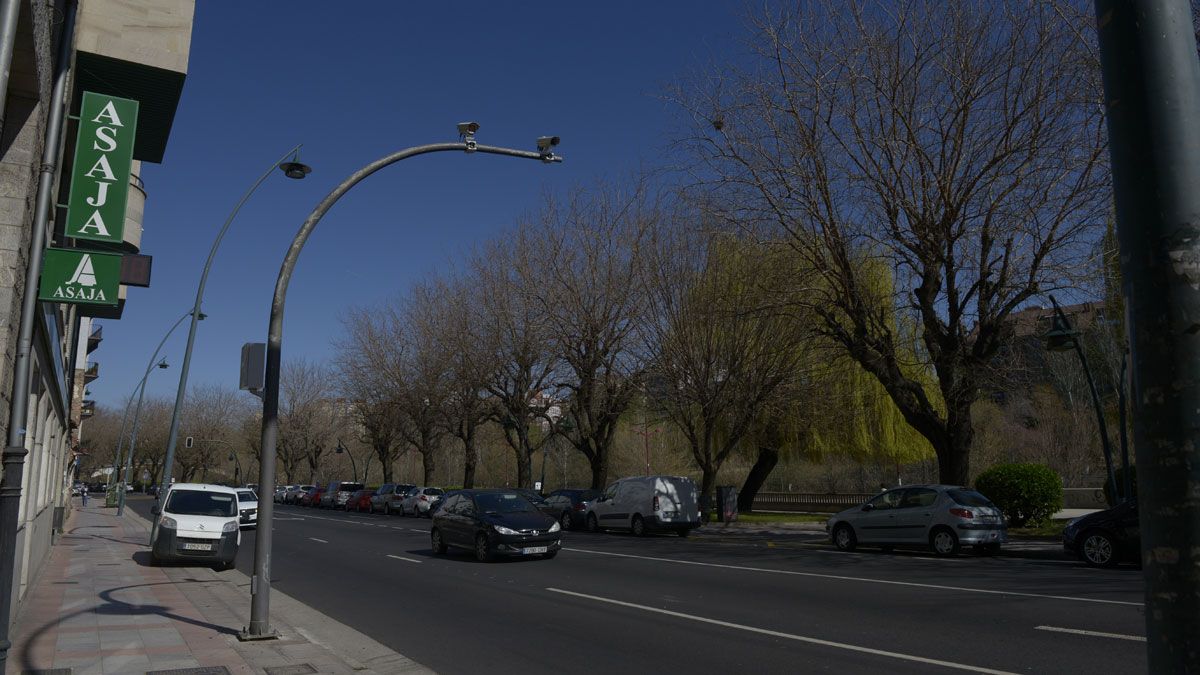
[264,665,317,675]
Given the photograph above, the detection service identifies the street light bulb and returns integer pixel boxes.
[279,161,312,180]
[157,360,169,369]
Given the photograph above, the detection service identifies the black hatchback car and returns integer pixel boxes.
[431,489,562,562]
[1062,499,1140,568]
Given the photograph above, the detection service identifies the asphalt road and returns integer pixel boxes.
[129,497,1147,674]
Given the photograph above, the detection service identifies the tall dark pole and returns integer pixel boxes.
[243,131,561,639]
[158,145,306,508]
[0,4,74,670]
[1094,0,1200,668]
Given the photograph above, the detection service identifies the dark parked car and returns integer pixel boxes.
[344,489,375,512]
[430,489,562,562]
[1063,499,1140,568]
[543,489,602,530]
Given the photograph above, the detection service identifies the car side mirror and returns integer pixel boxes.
[861,504,874,512]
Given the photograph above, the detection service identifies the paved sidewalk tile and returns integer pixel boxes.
[6,500,429,675]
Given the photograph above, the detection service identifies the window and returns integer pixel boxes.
[602,483,620,501]
[947,489,994,507]
[237,491,257,503]
[475,492,538,514]
[441,495,460,514]
[166,490,236,517]
[425,488,444,496]
[900,488,937,508]
[867,490,904,511]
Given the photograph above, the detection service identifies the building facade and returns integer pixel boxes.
[0,0,193,628]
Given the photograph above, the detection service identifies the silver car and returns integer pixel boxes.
[399,486,444,517]
[826,485,1007,556]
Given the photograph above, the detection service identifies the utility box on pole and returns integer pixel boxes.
[240,343,265,399]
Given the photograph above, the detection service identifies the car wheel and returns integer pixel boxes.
[384,503,391,516]
[542,550,558,560]
[631,514,646,537]
[559,512,572,531]
[833,524,857,552]
[676,527,690,538]
[474,533,493,563]
[1081,530,1119,568]
[214,559,235,571]
[930,527,960,556]
[431,528,448,554]
[587,513,599,533]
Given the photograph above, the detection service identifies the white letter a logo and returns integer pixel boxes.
[67,255,97,287]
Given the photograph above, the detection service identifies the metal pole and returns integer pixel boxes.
[108,397,136,488]
[158,145,303,505]
[0,4,74,669]
[114,311,190,516]
[1049,298,1118,505]
[1117,347,1132,502]
[244,138,561,639]
[0,0,24,140]
[1094,0,1200,668]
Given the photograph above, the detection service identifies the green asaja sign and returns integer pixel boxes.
[65,92,139,244]
[37,248,121,306]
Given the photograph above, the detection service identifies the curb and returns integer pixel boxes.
[126,502,432,674]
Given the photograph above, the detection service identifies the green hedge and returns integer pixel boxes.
[974,463,1063,527]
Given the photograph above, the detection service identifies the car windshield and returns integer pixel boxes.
[948,489,994,507]
[165,490,236,517]
[476,492,539,514]
[424,488,443,496]
[237,491,256,503]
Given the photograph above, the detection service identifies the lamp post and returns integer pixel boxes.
[1042,295,1120,504]
[228,451,242,486]
[114,309,195,516]
[335,439,357,482]
[244,125,561,640]
[158,146,310,508]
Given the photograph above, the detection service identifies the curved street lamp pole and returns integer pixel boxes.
[158,145,309,507]
[243,129,561,639]
[115,310,194,516]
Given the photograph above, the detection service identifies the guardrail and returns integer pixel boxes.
[752,492,875,513]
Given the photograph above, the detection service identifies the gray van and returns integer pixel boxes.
[586,476,701,537]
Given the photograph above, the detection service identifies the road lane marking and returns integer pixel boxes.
[1035,626,1145,642]
[308,537,328,543]
[562,548,1139,606]
[546,587,1017,674]
[408,528,425,533]
[387,554,423,564]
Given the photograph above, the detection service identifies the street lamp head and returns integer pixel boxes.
[197,312,207,321]
[279,160,312,180]
[156,359,169,369]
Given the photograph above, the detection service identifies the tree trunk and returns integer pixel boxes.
[738,445,780,513]
[421,448,435,485]
[461,430,478,489]
[699,465,718,519]
[515,447,532,488]
[377,443,393,483]
[588,451,608,490]
[936,399,974,485]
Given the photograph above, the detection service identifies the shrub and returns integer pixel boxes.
[974,463,1063,527]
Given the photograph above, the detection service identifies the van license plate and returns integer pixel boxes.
[522,546,548,555]
[182,542,211,551]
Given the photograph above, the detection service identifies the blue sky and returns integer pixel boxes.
[91,2,746,409]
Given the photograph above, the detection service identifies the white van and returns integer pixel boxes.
[586,476,701,537]
[150,483,240,569]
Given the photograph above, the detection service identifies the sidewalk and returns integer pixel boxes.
[6,501,431,675]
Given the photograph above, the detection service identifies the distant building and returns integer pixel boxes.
[0,0,194,625]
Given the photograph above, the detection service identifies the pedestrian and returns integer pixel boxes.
[80,484,89,506]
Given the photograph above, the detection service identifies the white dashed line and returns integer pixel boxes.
[546,587,1017,674]
[387,554,423,564]
[308,537,328,544]
[1034,626,1145,642]
[562,548,1139,606]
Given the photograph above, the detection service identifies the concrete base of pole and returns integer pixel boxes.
[237,626,278,641]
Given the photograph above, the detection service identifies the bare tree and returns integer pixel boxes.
[471,232,560,488]
[387,300,451,486]
[337,307,402,482]
[518,186,657,489]
[179,385,246,482]
[673,0,1108,483]
[279,358,338,484]
[642,222,810,503]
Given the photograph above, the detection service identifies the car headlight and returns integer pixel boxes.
[494,525,519,535]
[223,521,239,533]
[160,516,177,529]
[549,521,561,533]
